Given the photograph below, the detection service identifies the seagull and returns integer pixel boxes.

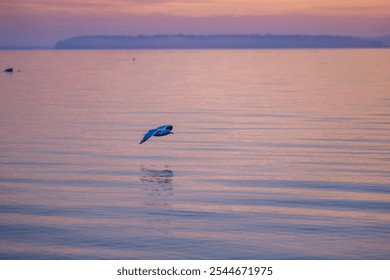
[139,125,174,144]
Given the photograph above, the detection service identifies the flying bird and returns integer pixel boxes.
[139,125,174,144]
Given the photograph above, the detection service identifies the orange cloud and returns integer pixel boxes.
[3,0,390,17]
[1,0,389,46]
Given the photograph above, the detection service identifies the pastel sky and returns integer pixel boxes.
[1,0,389,46]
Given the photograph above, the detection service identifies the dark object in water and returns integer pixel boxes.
[4,67,13,73]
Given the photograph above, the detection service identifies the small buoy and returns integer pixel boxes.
[4,67,13,73]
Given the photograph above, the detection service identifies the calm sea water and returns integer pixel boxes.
[0,49,389,259]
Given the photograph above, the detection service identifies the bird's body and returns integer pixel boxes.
[139,125,174,144]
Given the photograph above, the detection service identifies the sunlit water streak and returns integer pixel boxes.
[0,49,389,259]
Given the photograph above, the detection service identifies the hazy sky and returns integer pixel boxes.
[1,0,389,46]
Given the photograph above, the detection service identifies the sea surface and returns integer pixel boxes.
[0,49,389,259]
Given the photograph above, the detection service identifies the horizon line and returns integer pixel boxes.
[2,33,389,50]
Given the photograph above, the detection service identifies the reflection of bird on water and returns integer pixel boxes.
[139,125,174,144]
[140,165,173,233]
[140,165,173,186]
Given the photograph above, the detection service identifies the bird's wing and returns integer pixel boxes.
[139,128,160,144]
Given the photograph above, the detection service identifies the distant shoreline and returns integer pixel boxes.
[1,34,389,50]
[54,34,390,50]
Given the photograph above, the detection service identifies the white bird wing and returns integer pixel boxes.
[139,128,160,144]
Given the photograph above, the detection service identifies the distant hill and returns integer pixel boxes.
[377,35,390,47]
[54,34,388,50]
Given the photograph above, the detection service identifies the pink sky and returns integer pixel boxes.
[1,0,389,46]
